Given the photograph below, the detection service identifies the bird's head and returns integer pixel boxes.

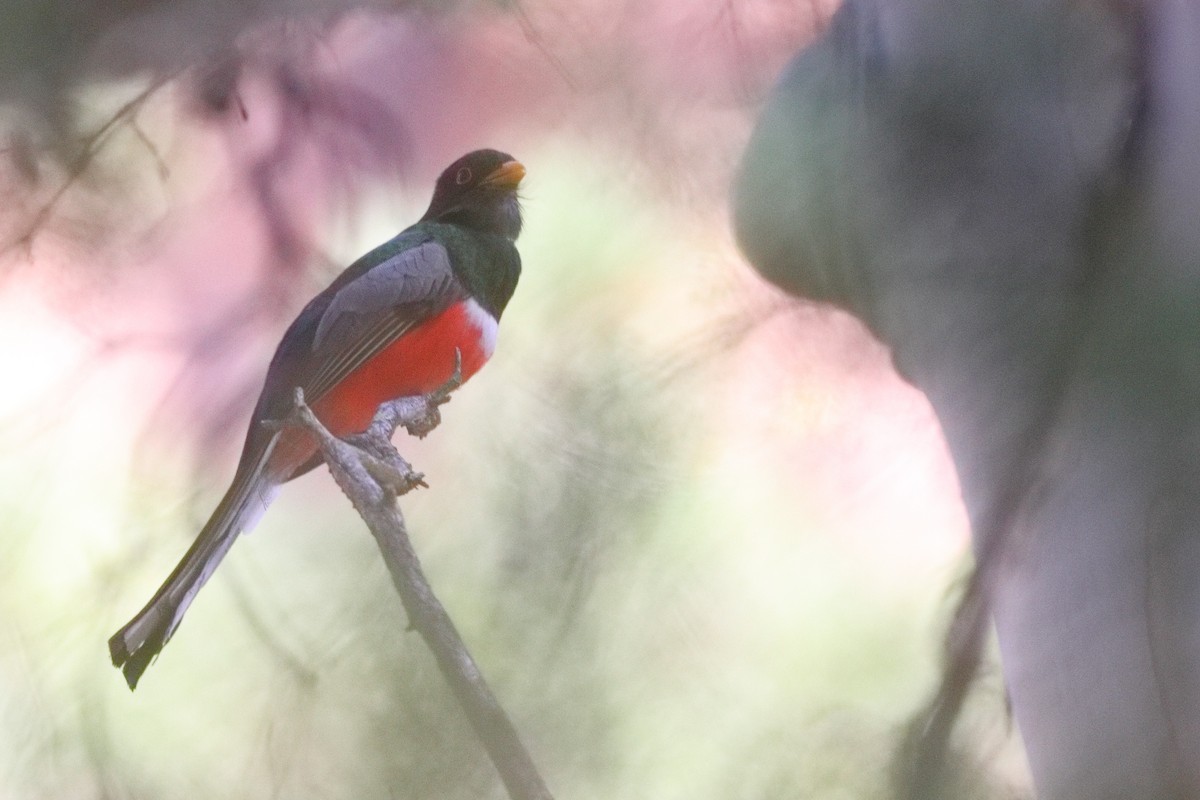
[421,149,525,240]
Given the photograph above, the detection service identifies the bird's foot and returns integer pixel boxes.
[406,348,463,436]
[343,431,428,496]
[369,348,462,440]
[403,404,443,439]
[275,388,428,501]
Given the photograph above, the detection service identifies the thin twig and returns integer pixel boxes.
[6,71,182,254]
[131,120,171,180]
[275,363,554,800]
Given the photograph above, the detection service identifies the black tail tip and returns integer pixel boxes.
[108,632,153,691]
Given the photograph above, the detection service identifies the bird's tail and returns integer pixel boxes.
[108,447,279,690]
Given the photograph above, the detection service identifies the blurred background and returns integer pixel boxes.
[0,1,1027,797]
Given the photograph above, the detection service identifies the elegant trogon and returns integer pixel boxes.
[109,149,525,690]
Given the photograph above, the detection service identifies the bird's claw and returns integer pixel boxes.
[400,348,461,438]
[364,457,426,497]
[343,431,426,497]
[403,406,442,439]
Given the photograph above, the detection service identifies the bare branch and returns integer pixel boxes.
[274,360,555,800]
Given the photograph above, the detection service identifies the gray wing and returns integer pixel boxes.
[304,240,462,402]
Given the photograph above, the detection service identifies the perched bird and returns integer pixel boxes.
[109,149,525,690]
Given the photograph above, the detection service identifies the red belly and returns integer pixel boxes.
[268,301,492,476]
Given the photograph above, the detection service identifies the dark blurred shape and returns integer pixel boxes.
[0,0,428,150]
[736,0,1200,797]
[0,0,166,143]
[195,52,244,117]
[0,0,437,261]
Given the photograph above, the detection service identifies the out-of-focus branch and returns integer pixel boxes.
[5,72,180,254]
[893,563,991,799]
[275,359,555,800]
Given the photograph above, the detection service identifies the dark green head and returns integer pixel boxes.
[421,149,524,241]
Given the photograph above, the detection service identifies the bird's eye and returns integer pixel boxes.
[455,167,472,185]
